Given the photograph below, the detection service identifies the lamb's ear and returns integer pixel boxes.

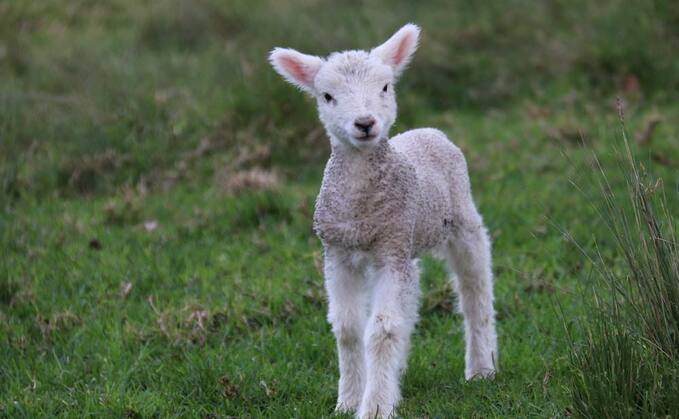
[370,23,420,79]
[269,48,324,94]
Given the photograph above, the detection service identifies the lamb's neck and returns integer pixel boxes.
[327,137,393,185]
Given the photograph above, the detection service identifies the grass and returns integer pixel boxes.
[1,0,678,417]
[565,115,679,418]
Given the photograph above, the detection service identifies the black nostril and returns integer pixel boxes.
[354,117,376,133]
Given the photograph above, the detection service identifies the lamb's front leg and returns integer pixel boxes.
[359,260,420,419]
[325,250,370,413]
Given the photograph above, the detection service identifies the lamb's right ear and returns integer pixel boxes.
[269,48,324,94]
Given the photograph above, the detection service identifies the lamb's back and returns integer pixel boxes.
[390,128,473,253]
[390,128,469,190]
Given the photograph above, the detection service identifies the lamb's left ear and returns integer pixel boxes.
[370,23,420,79]
[269,48,324,94]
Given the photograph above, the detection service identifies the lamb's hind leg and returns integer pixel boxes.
[445,217,498,380]
[324,249,370,413]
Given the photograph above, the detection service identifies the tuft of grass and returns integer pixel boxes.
[565,114,679,418]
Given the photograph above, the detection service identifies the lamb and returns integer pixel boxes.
[269,24,497,418]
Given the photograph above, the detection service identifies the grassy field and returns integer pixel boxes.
[1,0,678,417]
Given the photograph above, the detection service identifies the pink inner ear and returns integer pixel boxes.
[392,34,414,66]
[280,55,311,84]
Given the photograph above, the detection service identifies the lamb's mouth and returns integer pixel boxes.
[354,134,377,141]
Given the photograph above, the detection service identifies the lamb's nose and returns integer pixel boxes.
[354,116,376,134]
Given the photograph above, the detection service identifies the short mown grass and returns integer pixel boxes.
[1,0,678,417]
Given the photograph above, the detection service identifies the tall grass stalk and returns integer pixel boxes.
[566,115,679,418]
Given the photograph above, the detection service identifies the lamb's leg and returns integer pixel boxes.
[446,221,498,380]
[358,260,420,419]
[324,250,370,413]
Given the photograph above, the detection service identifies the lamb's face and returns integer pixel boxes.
[314,52,396,148]
[270,24,420,150]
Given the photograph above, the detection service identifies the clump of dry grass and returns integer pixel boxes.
[218,168,280,195]
[103,185,146,226]
[36,310,81,342]
[61,148,129,195]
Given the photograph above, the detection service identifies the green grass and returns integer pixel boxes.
[565,121,679,418]
[1,0,679,417]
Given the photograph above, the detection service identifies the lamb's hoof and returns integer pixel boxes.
[357,403,396,419]
[334,401,358,415]
[465,367,497,381]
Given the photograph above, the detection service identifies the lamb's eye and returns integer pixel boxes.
[323,93,333,103]
[382,84,389,93]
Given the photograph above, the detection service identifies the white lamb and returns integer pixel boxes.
[269,24,497,418]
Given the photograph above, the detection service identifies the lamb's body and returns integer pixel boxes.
[270,24,497,419]
[315,129,496,417]
[315,128,475,258]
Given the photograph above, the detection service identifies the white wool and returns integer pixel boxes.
[270,24,498,419]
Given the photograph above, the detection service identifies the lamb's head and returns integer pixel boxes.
[269,24,420,150]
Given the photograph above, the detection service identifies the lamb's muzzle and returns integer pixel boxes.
[354,116,376,136]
